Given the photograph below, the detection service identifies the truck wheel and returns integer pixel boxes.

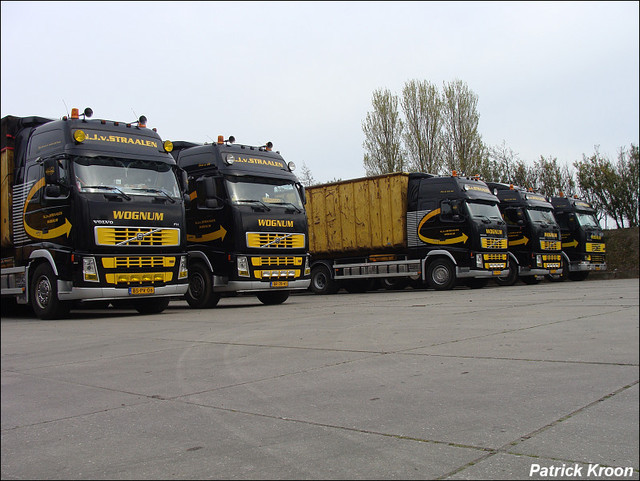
[185,263,220,308]
[495,258,518,286]
[256,291,290,305]
[426,258,456,291]
[310,265,339,295]
[134,297,170,315]
[520,275,541,285]
[381,278,409,290]
[569,271,589,281]
[30,263,71,320]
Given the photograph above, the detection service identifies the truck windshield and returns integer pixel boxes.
[226,177,303,210]
[73,157,180,199]
[527,208,556,224]
[466,202,502,220]
[576,212,601,228]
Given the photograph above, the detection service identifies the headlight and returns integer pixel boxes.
[178,256,188,279]
[476,253,483,268]
[237,256,249,277]
[83,257,99,282]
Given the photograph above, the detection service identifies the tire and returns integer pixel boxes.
[185,262,220,308]
[520,275,541,285]
[569,271,589,281]
[256,291,290,305]
[30,263,71,320]
[310,264,339,295]
[381,277,409,291]
[495,258,518,286]
[426,258,456,291]
[134,297,170,315]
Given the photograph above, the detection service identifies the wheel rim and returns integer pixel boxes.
[35,276,52,310]
[189,273,205,299]
[313,272,327,290]
[432,265,451,286]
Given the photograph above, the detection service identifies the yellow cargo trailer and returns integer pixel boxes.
[307,173,408,255]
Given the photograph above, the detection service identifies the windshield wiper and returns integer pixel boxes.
[271,201,302,213]
[131,187,176,203]
[237,199,271,211]
[82,185,131,200]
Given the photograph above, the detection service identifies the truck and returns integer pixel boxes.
[486,182,563,286]
[306,172,509,293]
[1,108,189,319]
[170,136,310,308]
[548,194,607,281]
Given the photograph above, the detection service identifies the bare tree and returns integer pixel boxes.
[362,88,404,176]
[298,162,316,187]
[401,79,443,174]
[441,79,485,175]
[615,144,639,227]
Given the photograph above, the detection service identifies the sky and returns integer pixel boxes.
[1,1,638,184]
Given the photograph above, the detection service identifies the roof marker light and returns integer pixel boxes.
[71,108,79,119]
[217,135,224,144]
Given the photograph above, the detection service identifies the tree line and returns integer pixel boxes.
[300,79,639,228]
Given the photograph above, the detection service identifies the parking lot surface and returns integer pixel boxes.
[1,278,638,480]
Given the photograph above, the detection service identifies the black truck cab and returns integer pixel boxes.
[486,182,562,286]
[407,173,509,289]
[172,137,310,307]
[549,195,606,281]
[1,110,189,319]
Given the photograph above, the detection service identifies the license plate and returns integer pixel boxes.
[270,281,288,288]
[129,286,155,295]
[549,269,557,274]
[595,266,601,270]
[492,270,502,276]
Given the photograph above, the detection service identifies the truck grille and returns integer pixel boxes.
[540,240,561,251]
[483,253,508,270]
[586,243,606,253]
[101,256,176,268]
[542,254,562,269]
[481,237,507,249]
[105,272,173,284]
[95,227,180,246]
[251,257,303,266]
[246,232,305,248]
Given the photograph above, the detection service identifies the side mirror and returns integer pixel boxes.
[195,176,222,209]
[298,183,306,205]
[45,184,61,198]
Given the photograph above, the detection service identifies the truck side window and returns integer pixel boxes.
[25,164,42,204]
[440,200,462,221]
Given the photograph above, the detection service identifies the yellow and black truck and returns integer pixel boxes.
[548,195,606,281]
[306,172,509,293]
[170,136,310,308]
[1,109,189,319]
[486,182,562,286]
